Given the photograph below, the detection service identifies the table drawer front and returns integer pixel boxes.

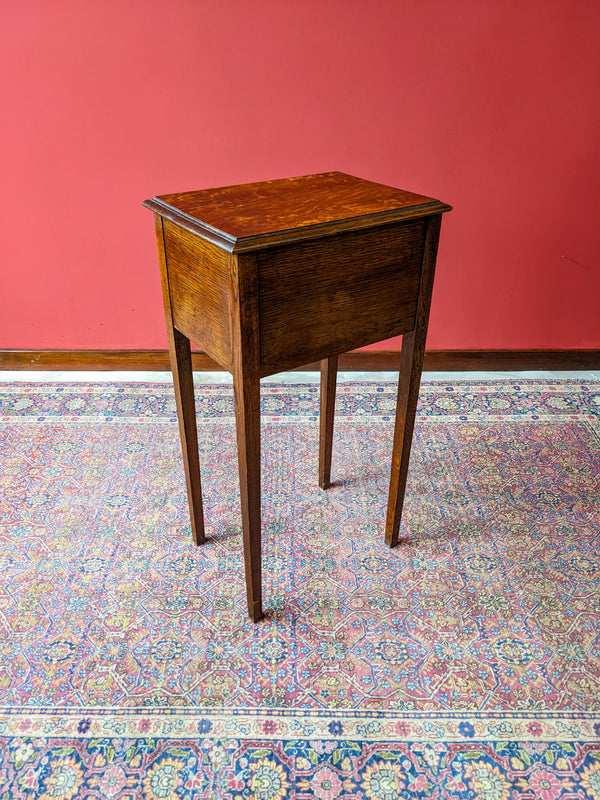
[257,219,426,373]
[163,220,233,369]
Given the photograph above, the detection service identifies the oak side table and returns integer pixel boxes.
[143,172,451,622]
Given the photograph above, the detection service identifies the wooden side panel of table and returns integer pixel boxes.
[257,219,426,376]
[161,219,234,371]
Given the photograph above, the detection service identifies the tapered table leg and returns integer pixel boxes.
[384,330,424,547]
[168,327,206,546]
[385,214,441,547]
[319,356,338,489]
[155,213,206,547]
[233,371,263,622]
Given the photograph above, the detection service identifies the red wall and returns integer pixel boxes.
[1,0,599,351]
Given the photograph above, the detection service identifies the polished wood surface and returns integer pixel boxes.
[143,171,450,252]
[144,172,451,621]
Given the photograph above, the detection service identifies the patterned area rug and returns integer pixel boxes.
[0,378,599,799]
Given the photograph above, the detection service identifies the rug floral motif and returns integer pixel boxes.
[0,379,599,798]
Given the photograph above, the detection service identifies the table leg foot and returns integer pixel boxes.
[249,599,264,623]
[319,355,338,490]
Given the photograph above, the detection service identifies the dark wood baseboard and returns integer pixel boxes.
[0,349,213,371]
[422,350,600,371]
[1,349,599,372]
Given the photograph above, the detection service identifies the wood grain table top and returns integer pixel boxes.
[143,171,451,252]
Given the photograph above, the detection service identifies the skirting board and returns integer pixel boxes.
[1,349,600,371]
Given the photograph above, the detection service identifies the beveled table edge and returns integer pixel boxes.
[142,197,453,253]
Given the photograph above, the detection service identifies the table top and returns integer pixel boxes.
[143,171,451,252]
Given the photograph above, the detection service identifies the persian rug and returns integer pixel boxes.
[0,378,599,799]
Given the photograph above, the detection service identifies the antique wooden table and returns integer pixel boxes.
[144,172,451,622]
